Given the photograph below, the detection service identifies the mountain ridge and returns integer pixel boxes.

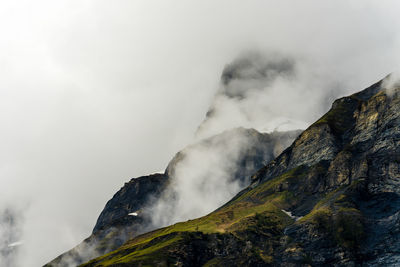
[78,77,400,266]
[46,128,301,266]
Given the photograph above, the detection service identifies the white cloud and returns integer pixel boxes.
[0,0,399,266]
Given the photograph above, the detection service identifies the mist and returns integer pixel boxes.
[0,0,399,266]
[147,128,300,230]
[196,51,340,138]
[150,131,253,228]
[383,72,400,96]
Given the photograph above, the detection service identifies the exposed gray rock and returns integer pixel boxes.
[78,77,400,267]
[46,128,300,266]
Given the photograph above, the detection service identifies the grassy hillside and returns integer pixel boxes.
[81,163,364,266]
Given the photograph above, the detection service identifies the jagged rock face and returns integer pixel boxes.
[46,174,168,267]
[93,174,167,233]
[79,78,400,267]
[46,128,300,266]
[249,79,400,266]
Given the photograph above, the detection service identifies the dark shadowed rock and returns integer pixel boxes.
[93,173,168,233]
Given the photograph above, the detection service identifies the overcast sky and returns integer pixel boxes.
[0,1,399,266]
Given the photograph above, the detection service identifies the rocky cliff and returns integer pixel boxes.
[79,77,400,266]
[46,128,300,266]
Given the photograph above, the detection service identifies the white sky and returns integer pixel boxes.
[0,1,399,266]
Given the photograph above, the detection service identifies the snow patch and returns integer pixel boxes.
[128,212,138,216]
[281,209,302,221]
[8,241,24,247]
[282,209,295,218]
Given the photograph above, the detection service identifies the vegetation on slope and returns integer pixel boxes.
[79,80,399,266]
[81,160,367,266]
[297,180,365,250]
[80,166,312,266]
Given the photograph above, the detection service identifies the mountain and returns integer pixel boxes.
[46,128,301,266]
[195,52,308,139]
[78,77,400,266]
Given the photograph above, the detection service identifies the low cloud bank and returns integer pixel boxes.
[196,51,348,139]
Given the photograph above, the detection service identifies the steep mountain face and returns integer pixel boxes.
[46,128,300,266]
[93,174,168,233]
[80,78,400,266]
[46,173,168,267]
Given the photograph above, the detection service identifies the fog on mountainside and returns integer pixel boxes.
[0,1,399,266]
[196,51,337,138]
[81,76,400,266]
[147,128,301,229]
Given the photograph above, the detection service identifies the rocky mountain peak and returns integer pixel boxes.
[77,77,400,266]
